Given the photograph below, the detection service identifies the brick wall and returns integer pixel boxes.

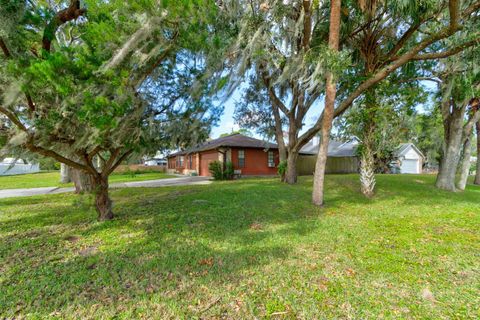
[230,148,279,176]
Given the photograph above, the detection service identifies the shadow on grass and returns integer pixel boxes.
[0,181,318,316]
[1,174,479,317]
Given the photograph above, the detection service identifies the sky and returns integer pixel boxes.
[210,89,241,138]
[210,80,437,140]
[210,87,323,140]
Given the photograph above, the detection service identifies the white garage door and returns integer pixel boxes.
[401,159,419,174]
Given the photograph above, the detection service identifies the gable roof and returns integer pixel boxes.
[301,140,343,155]
[300,138,359,157]
[301,138,424,159]
[328,140,359,157]
[395,143,425,159]
[168,134,278,157]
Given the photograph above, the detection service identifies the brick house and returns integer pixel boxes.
[167,134,280,177]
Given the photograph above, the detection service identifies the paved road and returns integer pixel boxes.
[0,176,211,199]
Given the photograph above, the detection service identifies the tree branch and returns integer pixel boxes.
[26,95,35,112]
[384,20,423,61]
[133,45,174,89]
[88,146,102,161]
[106,149,133,176]
[101,18,156,72]
[294,13,470,150]
[0,107,28,132]
[412,38,479,60]
[102,148,121,177]
[42,0,86,52]
[398,76,442,84]
[25,141,92,173]
[463,99,480,142]
[0,37,11,57]
[260,68,290,115]
[301,0,312,50]
[463,1,480,17]
[449,0,460,31]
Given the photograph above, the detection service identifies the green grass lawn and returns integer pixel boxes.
[0,171,176,190]
[1,175,479,319]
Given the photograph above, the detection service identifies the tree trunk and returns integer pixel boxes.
[474,121,480,185]
[436,145,462,191]
[356,82,379,197]
[312,127,331,205]
[93,175,113,221]
[59,163,71,183]
[285,150,299,184]
[71,168,95,193]
[360,142,376,197]
[436,110,464,191]
[312,0,342,206]
[275,128,287,182]
[457,133,473,191]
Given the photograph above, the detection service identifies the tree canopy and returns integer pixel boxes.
[0,0,226,219]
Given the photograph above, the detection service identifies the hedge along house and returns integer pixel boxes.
[297,138,425,175]
[167,134,281,177]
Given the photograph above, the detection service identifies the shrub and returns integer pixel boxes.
[224,161,234,180]
[277,160,287,177]
[38,157,60,171]
[208,161,235,180]
[208,161,224,180]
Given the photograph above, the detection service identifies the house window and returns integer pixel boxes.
[189,155,193,169]
[179,156,184,167]
[268,151,275,167]
[238,149,245,168]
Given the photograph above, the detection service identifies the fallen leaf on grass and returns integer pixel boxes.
[233,299,243,312]
[345,268,356,277]
[64,235,80,243]
[421,288,435,303]
[250,222,263,230]
[192,199,209,204]
[319,277,329,291]
[78,246,98,257]
[198,257,214,267]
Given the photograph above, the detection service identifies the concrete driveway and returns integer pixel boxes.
[0,176,211,199]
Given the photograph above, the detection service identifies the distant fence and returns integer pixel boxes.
[114,164,166,173]
[297,155,359,175]
[0,163,40,176]
[296,156,317,175]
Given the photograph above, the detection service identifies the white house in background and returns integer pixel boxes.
[298,138,425,174]
[0,158,40,176]
[144,158,167,166]
[143,151,167,166]
[394,143,425,174]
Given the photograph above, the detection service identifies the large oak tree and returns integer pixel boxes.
[0,0,223,220]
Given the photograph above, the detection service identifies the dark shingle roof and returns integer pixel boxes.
[167,134,278,157]
[301,140,344,155]
[300,138,359,157]
[301,138,425,159]
[328,140,359,157]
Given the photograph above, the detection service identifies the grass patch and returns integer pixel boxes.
[0,174,479,318]
[0,171,176,190]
